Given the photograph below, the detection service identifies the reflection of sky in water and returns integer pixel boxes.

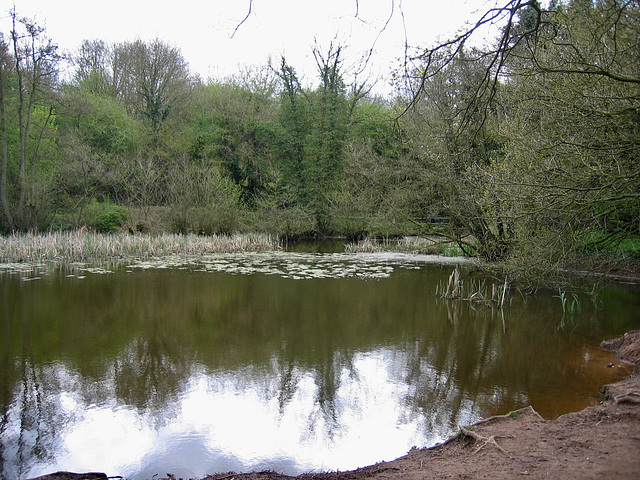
[20,350,477,479]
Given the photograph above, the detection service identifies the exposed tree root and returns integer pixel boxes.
[459,426,515,454]
[431,406,542,452]
[614,393,640,404]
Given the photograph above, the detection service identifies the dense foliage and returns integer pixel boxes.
[0,0,638,282]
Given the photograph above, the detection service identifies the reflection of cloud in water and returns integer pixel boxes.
[26,404,154,478]
[134,433,246,480]
[20,349,458,479]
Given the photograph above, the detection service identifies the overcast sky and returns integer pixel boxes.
[4,0,503,94]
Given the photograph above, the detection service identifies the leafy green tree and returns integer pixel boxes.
[54,75,143,228]
[328,99,407,237]
[273,57,309,201]
[62,91,141,156]
[272,44,351,233]
[304,43,350,231]
[0,34,14,229]
[0,10,60,231]
[184,76,278,201]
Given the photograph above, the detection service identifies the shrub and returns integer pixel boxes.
[166,160,244,235]
[84,199,130,233]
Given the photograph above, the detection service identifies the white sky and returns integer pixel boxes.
[4,0,504,94]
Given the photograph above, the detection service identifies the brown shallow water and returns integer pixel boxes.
[1,252,638,479]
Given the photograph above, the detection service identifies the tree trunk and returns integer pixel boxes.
[0,60,15,231]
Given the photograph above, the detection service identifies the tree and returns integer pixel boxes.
[329,98,407,238]
[111,39,192,135]
[494,0,640,275]
[273,57,310,202]
[401,0,640,279]
[185,75,278,201]
[166,156,243,234]
[72,39,113,95]
[0,34,14,230]
[272,44,351,232]
[0,10,60,231]
[304,42,350,230]
[400,45,510,259]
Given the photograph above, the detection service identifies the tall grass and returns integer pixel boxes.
[436,266,510,308]
[347,236,465,256]
[0,231,280,263]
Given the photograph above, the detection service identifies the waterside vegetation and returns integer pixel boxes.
[437,265,511,308]
[0,230,279,263]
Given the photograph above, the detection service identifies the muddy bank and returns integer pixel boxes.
[29,331,640,480]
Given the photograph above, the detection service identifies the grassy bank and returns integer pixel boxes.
[0,231,280,263]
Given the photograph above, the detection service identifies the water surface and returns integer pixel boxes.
[1,251,638,479]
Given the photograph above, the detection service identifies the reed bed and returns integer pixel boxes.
[345,236,385,253]
[0,231,280,263]
[348,235,462,256]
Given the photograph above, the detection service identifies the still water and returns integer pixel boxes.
[1,250,639,479]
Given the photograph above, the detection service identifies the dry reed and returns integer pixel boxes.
[0,231,280,263]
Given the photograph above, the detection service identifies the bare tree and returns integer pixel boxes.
[111,39,192,134]
[72,39,113,94]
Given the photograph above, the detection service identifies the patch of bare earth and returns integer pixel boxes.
[30,332,640,480]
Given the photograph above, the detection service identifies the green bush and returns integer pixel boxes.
[84,199,130,233]
[250,194,316,239]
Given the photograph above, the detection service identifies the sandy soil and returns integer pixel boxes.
[30,331,640,480]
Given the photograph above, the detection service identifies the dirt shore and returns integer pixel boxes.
[31,331,640,480]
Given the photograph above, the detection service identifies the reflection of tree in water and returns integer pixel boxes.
[272,344,357,441]
[257,292,531,444]
[113,334,195,419]
[307,350,347,440]
[12,359,54,478]
[394,298,567,437]
[404,304,509,430]
[274,345,299,416]
[1,317,57,479]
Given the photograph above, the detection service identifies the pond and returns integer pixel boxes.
[1,248,639,479]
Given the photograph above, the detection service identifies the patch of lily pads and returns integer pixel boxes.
[0,262,116,281]
[0,251,469,281]
[0,262,50,280]
[125,251,465,280]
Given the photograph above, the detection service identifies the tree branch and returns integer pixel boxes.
[230,0,253,39]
